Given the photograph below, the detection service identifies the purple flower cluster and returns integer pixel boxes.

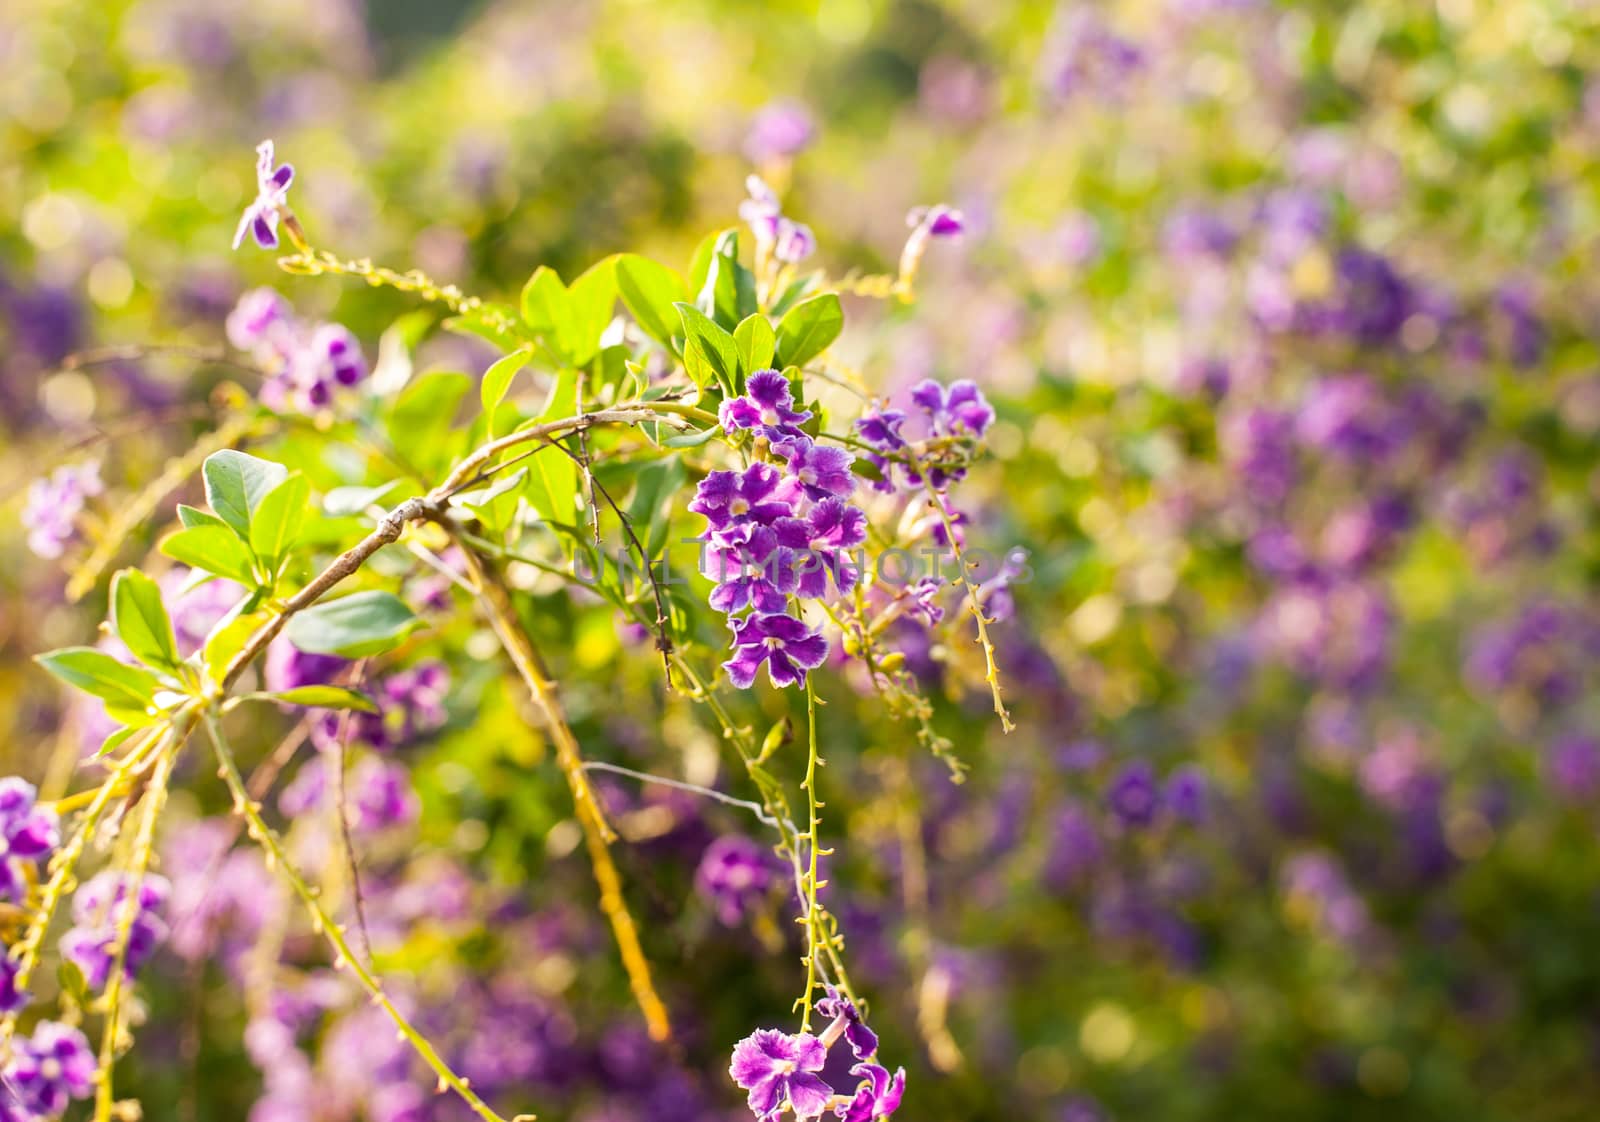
[695,379,869,689]
[225,287,367,413]
[854,378,994,495]
[2,1022,96,1119]
[1039,8,1145,104]
[21,462,102,561]
[60,871,171,990]
[740,176,816,265]
[728,986,902,1122]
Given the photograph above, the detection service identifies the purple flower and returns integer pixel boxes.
[740,176,785,247]
[1106,762,1160,828]
[836,1062,905,1122]
[264,640,349,695]
[7,1021,96,1116]
[721,370,814,444]
[1546,735,1600,803]
[816,985,878,1061]
[690,463,798,532]
[309,323,367,387]
[728,1029,833,1122]
[908,379,994,437]
[724,614,829,690]
[60,872,171,990]
[1165,766,1208,824]
[903,576,946,626]
[907,204,965,238]
[745,101,816,163]
[776,441,856,502]
[233,139,295,251]
[855,409,907,453]
[0,779,59,903]
[775,220,817,265]
[704,525,795,615]
[775,498,867,600]
[22,462,102,560]
[0,956,27,1016]
[226,287,292,352]
[695,835,775,925]
[351,758,419,833]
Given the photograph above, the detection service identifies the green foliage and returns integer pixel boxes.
[282,591,420,657]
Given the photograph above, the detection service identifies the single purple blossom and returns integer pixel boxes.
[776,440,856,502]
[1106,762,1161,828]
[695,836,776,925]
[816,985,878,1061]
[226,287,292,352]
[740,176,785,247]
[775,220,817,264]
[1165,766,1208,824]
[728,1029,833,1122]
[0,956,27,1016]
[724,614,829,690]
[705,524,796,615]
[7,1021,96,1116]
[745,101,816,164]
[907,204,965,238]
[721,370,813,444]
[690,463,799,532]
[775,498,867,600]
[0,779,59,903]
[836,1062,905,1122]
[233,140,295,251]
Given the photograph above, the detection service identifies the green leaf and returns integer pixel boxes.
[324,482,399,517]
[203,609,271,685]
[388,371,472,478]
[203,450,289,539]
[675,303,739,394]
[770,270,824,317]
[627,457,686,558]
[34,647,166,712]
[160,525,258,585]
[93,726,139,761]
[251,685,379,713]
[687,228,733,295]
[734,314,777,377]
[283,591,420,658]
[481,349,533,422]
[177,504,228,530]
[520,267,573,349]
[111,569,180,669]
[775,292,844,370]
[696,230,756,330]
[249,473,311,575]
[565,257,618,367]
[523,377,579,525]
[615,254,689,348]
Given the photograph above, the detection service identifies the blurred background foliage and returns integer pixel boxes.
[3,0,1600,1120]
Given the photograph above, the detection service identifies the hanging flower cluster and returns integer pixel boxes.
[225,287,367,413]
[60,871,171,990]
[729,986,903,1122]
[693,372,867,690]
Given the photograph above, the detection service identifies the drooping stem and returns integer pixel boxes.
[202,711,527,1122]
[920,481,1015,733]
[797,678,828,1032]
[94,731,184,1122]
[454,545,672,1043]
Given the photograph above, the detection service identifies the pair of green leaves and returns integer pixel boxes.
[674,291,842,395]
[161,450,308,594]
